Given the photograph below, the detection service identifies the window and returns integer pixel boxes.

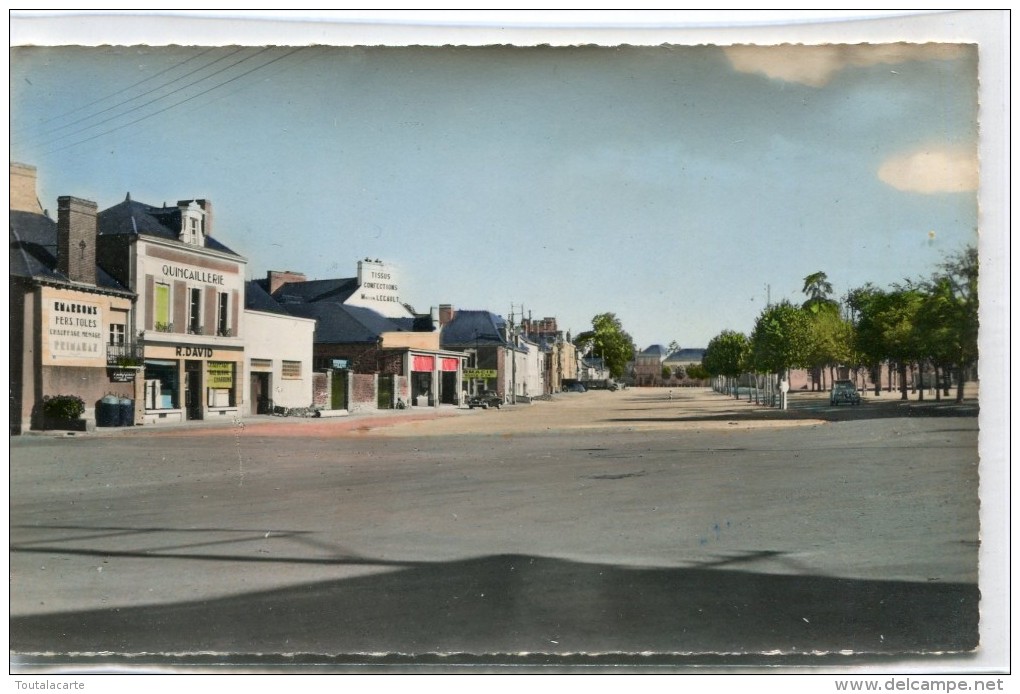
[154,283,171,331]
[144,360,179,409]
[250,358,272,370]
[188,287,202,334]
[281,360,302,380]
[217,292,230,336]
[109,323,125,346]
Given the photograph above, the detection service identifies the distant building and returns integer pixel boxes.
[633,344,669,386]
[663,348,707,382]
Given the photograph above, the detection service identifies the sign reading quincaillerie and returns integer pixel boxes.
[464,368,498,379]
[47,298,104,360]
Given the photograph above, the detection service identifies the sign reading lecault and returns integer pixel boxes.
[47,299,103,360]
[348,259,412,319]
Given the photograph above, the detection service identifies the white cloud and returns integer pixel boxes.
[723,43,970,87]
[877,147,978,194]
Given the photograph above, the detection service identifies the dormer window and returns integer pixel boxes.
[179,201,206,247]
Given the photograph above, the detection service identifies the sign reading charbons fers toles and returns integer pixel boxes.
[47,298,103,360]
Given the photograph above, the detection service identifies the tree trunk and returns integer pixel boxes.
[899,363,908,400]
[934,364,941,402]
[873,364,881,396]
[956,365,965,403]
[887,363,895,392]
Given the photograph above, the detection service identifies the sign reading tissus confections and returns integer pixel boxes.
[47,298,104,360]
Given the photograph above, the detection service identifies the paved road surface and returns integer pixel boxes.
[10,388,980,666]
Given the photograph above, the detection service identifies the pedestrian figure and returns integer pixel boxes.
[668,389,673,401]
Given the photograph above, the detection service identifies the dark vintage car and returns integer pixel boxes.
[830,380,862,406]
[468,390,502,409]
[562,382,587,393]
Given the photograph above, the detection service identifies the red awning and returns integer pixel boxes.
[412,355,435,372]
[441,358,460,372]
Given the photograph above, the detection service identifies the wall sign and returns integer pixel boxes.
[47,298,103,360]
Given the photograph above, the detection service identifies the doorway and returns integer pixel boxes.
[250,371,271,414]
[184,361,203,420]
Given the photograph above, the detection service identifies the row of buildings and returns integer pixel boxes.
[9,163,594,433]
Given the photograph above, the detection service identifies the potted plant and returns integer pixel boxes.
[40,394,87,431]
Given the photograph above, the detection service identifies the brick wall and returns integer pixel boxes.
[312,371,329,407]
[395,375,410,405]
[349,373,377,413]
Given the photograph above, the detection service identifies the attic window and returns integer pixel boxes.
[180,205,205,247]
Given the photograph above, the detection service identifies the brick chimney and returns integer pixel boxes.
[438,304,456,326]
[197,198,213,236]
[267,270,307,294]
[10,162,43,214]
[57,196,98,285]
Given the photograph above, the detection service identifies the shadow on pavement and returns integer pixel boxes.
[10,551,978,666]
[606,394,979,425]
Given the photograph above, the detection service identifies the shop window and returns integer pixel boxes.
[144,360,179,409]
[188,287,202,334]
[154,283,172,332]
[206,361,235,407]
[217,292,230,336]
[282,360,302,380]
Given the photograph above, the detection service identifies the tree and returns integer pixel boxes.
[703,330,749,396]
[684,363,710,381]
[915,246,978,402]
[748,301,814,376]
[662,365,673,380]
[856,287,925,400]
[802,271,835,308]
[574,313,636,380]
[801,271,842,390]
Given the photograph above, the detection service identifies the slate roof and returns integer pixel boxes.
[282,302,409,344]
[97,195,241,257]
[665,348,706,363]
[10,210,131,294]
[244,281,290,315]
[268,277,359,305]
[639,344,669,357]
[440,310,511,348]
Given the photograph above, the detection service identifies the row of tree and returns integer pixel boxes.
[702,246,978,403]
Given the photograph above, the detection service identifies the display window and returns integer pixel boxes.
[144,360,179,409]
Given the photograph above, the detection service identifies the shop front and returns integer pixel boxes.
[141,342,243,424]
[409,352,465,407]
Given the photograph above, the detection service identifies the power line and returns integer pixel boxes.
[40,48,306,158]
[35,47,220,127]
[36,47,272,148]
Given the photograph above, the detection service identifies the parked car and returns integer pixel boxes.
[468,390,502,409]
[830,380,861,406]
[563,382,587,393]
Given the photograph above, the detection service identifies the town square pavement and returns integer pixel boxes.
[9,387,984,670]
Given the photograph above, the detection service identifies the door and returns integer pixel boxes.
[250,372,271,414]
[184,361,203,420]
[377,375,393,409]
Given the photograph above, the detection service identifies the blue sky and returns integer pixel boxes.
[9,25,981,349]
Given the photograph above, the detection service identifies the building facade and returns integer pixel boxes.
[10,164,137,433]
[97,194,248,424]
[263,265,465,410]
